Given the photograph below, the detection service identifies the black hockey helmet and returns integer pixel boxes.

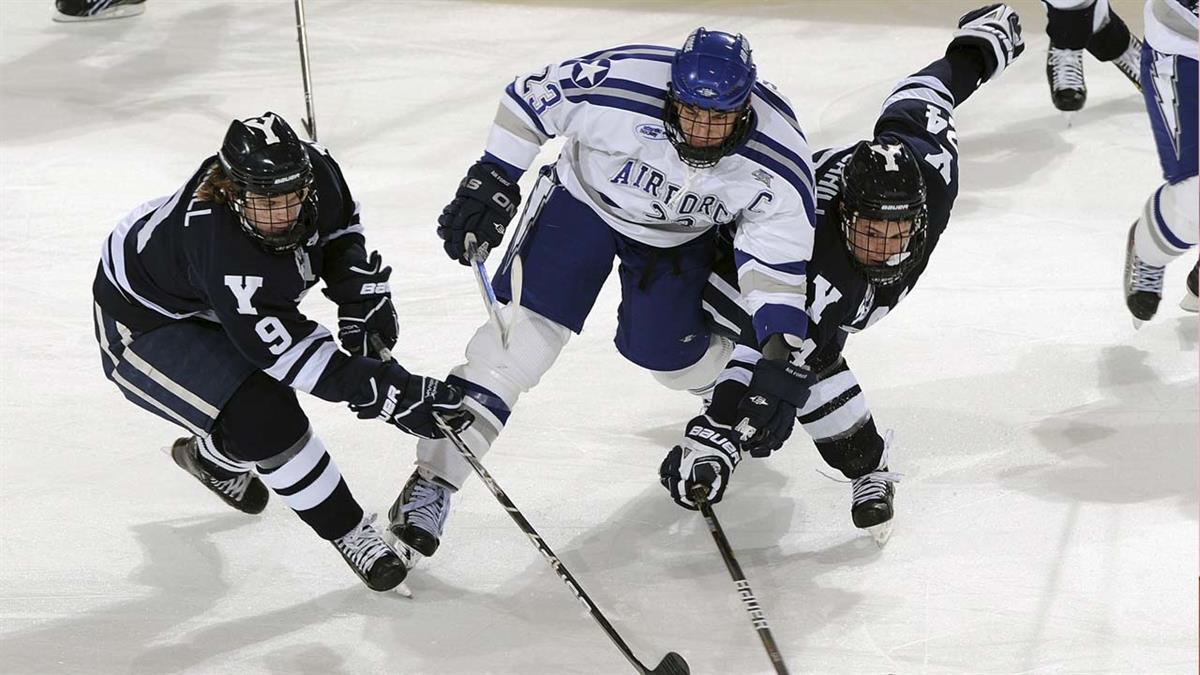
[838,140,929,285]
[218,112,317,253]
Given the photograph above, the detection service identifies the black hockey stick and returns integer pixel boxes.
[370,339,688,675]
[293,0,317,141]
[691,487,790,675]
[430,413,690,675]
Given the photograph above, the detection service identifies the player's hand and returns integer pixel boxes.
[734,357,812,457]
[322,251,398,358]
[437,161,521,265]
[659,415,743,510]
[949,4,1024,82]
[351,364,473,439]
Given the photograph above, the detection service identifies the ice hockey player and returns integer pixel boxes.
[1042,0,1143,113]
[388,28,817,567]
[91,112,470,592]
[1123,0,1198,323]
[54,0,145,22]
[659,5,1026,546]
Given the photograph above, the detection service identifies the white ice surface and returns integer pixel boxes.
[1,1,1196,674]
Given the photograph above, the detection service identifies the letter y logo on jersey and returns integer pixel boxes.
[224,275,264,315]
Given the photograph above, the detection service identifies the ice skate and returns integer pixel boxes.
[169,437,268,515]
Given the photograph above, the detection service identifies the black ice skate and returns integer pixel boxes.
[1047,47,1087,113]
[170,437,268,515]
[332,514,409,592]
[851,469,899,547]
[1124,223,1165,327]
[1111,36,1143,92]
[1182,261,1199,312]
[54,0,146,22]
[386,469,451,566]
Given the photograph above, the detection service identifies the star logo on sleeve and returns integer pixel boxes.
[570,59,611,89]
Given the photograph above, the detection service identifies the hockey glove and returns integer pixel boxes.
[322,251,398,358]
[350,364,472,439]
[437,161,521,265]
[734,357,812,457]
[660,415,743,510]
[949,4,1024,82]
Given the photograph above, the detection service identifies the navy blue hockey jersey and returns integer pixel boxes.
[92,143,381,404]
[793,58,962,371]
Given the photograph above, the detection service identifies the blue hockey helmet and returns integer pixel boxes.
[669,28,756,111]
[663,28,757,168]
[217,112,318,253]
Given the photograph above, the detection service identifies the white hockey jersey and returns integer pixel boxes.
[1145,0,1198,58]
[482,43,817,342]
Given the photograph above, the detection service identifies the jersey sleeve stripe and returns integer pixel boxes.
[738,143,816,221]
[265,325,334,386]
[752,84,804,137]
[881,87,954,117]
[578,43,676,61]
[503,82,554,139]
[559,92,662,120]
[288,341,339,394]
[560,76,666,100]
[890,75,954,104]
[494,101,551,145]
[734,248,809,277]
[485,124,543,172]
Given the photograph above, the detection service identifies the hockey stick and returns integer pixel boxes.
[430,412,690,675]
[464,234,520,348]
[690,487,790,675]
[293,0,318,141]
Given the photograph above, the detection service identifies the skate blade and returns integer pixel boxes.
[1180,293,1199,312]
[1061,111,1075,128]
[384,530,425,570]
[394,581,414,598]
[866,521,893,547]
[1132,316,1146,330]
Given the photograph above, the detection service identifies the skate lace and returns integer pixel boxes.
[335,514,392,572]
[210,472,252,502]
[1048,49,1085,89]
[402,477,450,536]
[1113,38,1142,79]
[851,471,902,505]
[1129,255,1166,293]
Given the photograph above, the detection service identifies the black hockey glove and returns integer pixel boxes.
[659,415,743,510]
[322,251,398,358]
[350,364,472,439]
[437,161,521,265]
[734,357,813,457]
[949,4,1024,82]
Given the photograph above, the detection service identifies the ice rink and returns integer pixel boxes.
[1,0,1196,673]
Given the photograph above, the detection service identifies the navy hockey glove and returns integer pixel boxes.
[734,357,813,457]
[350,364,472,439]
[437,161,521,265]
[322,251,398,358]
[949,4,1024,82]
[660,415,743,510]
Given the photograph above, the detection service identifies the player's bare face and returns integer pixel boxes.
[242,189,308,235]
[849,217,914,266]
[674,103,739,148]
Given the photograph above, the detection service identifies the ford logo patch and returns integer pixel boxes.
[636,124,666,140]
